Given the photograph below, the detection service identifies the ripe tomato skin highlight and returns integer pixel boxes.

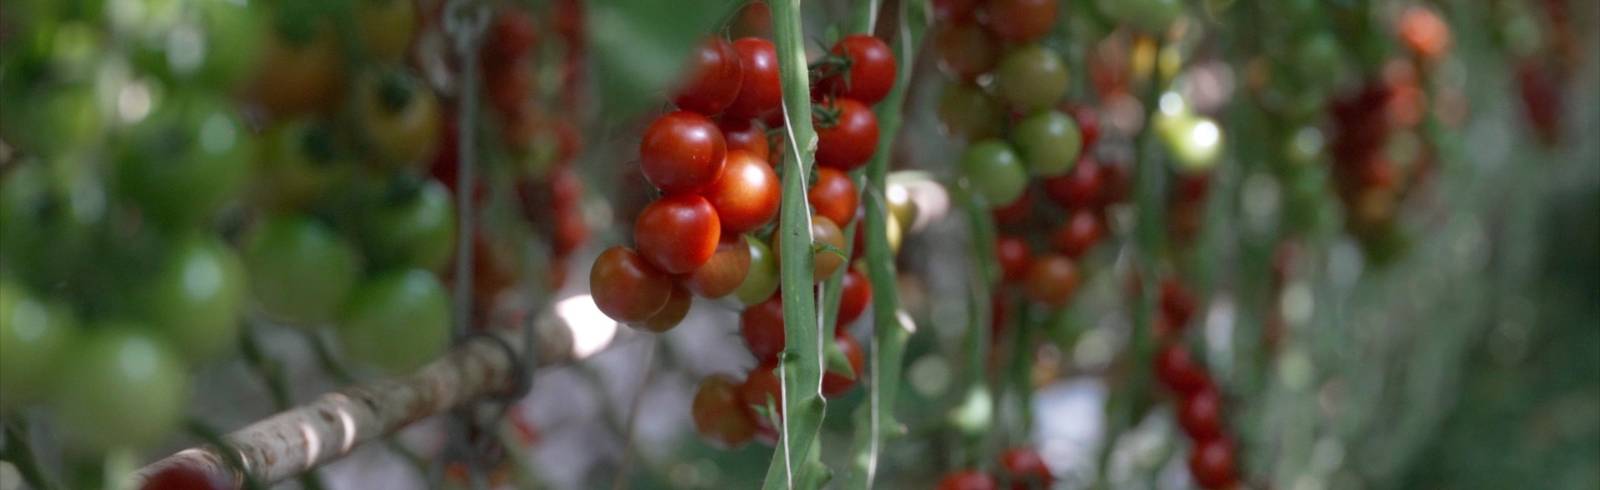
[1042,156,1102,210]
[685,236,753,299]
[1023,254,1081,307]
[836,266,872,328]
[639,283,693,333]
[983,0,1058,43]
[818,35,896,105]
[1188,437,1239,489]
[814,98,880,171]
[821,334,865,396]
[937,470,999,490]
[998,447,1054,490]
[701,150,781,234]
[1051,209,1103,259]
[720,118,770,162]
[740,295,785,365]
[673,38,743,115]
[634,194,722,274]
[809,167,860,227]
[640,111,728,194]
[589,246,673,323]
[1179,387,1225,440]
[724,38,782,120]
[996,235,1032,283]
[1154,342,1211,396]
[692,374,758,448]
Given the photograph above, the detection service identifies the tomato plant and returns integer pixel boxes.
[836,266,872,328]
[934,23,999,82]
[1187,437,1239,489]
[998,447,1053,490]
[355,67,442,169]
[817,35,896,105]
[720,118,771,162]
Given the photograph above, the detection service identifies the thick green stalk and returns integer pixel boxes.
[763,0,825,487]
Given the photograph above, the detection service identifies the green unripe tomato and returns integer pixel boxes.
[54,327,189,450]
[142,235,246,361]
[337,269,450,373]
[1011,110,1083,176]
[0,281,75,407]
[243,215,360,325]
[961,140,1029,208]
[116,95,254,227]
[734,235,780,306]
[0,161,104,286]
[255,118,354,210]
[361,179,456,271]
[937,84,1003,140]
[994,45,1069,113]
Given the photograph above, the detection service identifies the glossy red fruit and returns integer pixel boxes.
[809,167,859,227]
[634,194,721,274]
[685,236,753,299]
[934,23,999,81]
[640,111,727,194]
[996,235,1031,283]
[1178,387,1224,440]
[983,0,1058,43]
[814,98,880,171]
[1154,342,1210,396]
[673,38,743,115]
[938,470,999,490]
[739,363,783,423]
[701,150,781,233]
[590,246,673,323]
[720,118,770,162]
[740,295,785,365]
[730,1,773,39]
[999,447,1053,490]
[1023,254,1080,307]
[639,283,692,333]
[991,188,1033,228]
[481,8,538,67]
[1050,209,1103,259]
[1160,279,1198,330]
[140,465,229,490]
[1042,157,1101,210]
[692,374,758,448]
[725,38,782,120]
[821,334,866,396]
[836,266,872,328]
[1188,437,1239,489]
[817,35,896,105]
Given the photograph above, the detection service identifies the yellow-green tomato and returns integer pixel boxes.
[337,269,450,373]
[994,45,1069,113]
[0,281,75,407]
[54,327,189,450]
[360,179,456,271]
[1012,110,1083,176]
[937,84,1004,140]
[256,118,353,210]
[116,95,255,227]
[141,235,246,361]
[961,140,1030,208]
[734,235,780,306]
[243,215,360,326]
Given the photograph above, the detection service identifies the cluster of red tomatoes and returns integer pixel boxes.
[1151,279,1240,489]
[935,446,1054,490]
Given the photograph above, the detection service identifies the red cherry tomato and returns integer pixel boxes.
[937,470,998,490]
[720,118,770,162]
[634,194,722,274]
[700,150,780,234]
[730,1,774,39]
[1175,172,1211,204]
[1023,254,1080,307]
[1160,278,1198,330]
[934,23,998,82]
[692,374,758,448]
[636,283,692,332]
[1178,387,1224,440]
[725,38,782,120]
[1188,437,1239,489]
[1042,157,1102,210]
[991,188,1034,228]
[998,447,1053,490]
[821,334,866,396]
[740,295,785,365]
[808,167,859,227]
[481,7,538,68]
[996,235,1031,283]
[1154,342,1210,396]
[1066,105,1101,150]
[685,236,752,299]
[590,246,673,323]
[739,363,784,428]
[641,110,727,194]
[139,465,229,490]
[1050,209,1103,259]
[933,0,979,20]
[817,35,896,105]
[814,98,880,171]
[983,0,1058,43]
[673,38,743,115]
[1098,160,1131,205]
[836,266,872,328]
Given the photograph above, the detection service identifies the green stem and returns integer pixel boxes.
[2,418,56,490]
[1004,302,1038,444]
[954,185,1001,467]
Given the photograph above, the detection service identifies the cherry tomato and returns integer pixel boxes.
[1013,110,1083,176]
[674,38,743,115]
[0,282,74,406]
[938,84,1004,140]
[1398,6,1451,61]
[934,23,998,81]
[739,363,783,425]
[730,1,773,38]
[809,167,860,227]
[337,269,450,373]
[821,334,866,396]
[995,45,1069,112]
[983,0,1057,43]
[54,327,188,450]
[356,67,442,169]
[1050,209,1103,258]
[362,179,457,271]
[256,118,353,210]
[817,35,895,105]
[938,471,998,490]
[701,150,780,233]
[175,0,268,88]
[250,26,344,118]
[1160,278,1198,329]
[741,295,785,365]
[720,118,770,162]
[356,0,417,61]
[116,96,254,227]
[1023,254,1080,307]
[735,235,781,305]
[1098,161,1131,205]
[634,194,721,274]
[639,283,693,333]
[836,266,872,328]
[1188,437,1239,489]
[692,374,758,448]
[481,7,539,67]
[685,236,752,299]
[995,235,1031,283]
[244,215,360,326]
[815,98,880,171]
[1042,157,1100,210]
[774,215,849,281]
[933,0,980,20]
[725,38,782,120]
[961,140,1029,208]
[641,110,728,194]
[1097,0,1184,33]
[1066,105,1102,150]
[998,447,1053,490]
[139,465,230,490]
[141,235,245,362]
[590,246,674,322]
[1178,387,1224,440]
[991,188,1033,228]
[1154,342,1210,395]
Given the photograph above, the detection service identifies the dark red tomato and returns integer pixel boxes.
[1160,279,1198,330]
[139,465,229,490]
[996,235,1031,283]
[817,35,896,105]
[590,246,673,323]
[739,363,784,426]
[1098,161,1131,205]
[673,38,743,115]
[933,0,979,20]
[700,150,780,233]
[1188,437,1238,489]
[991,188,1033,228]
[1050,209,1103,259]
[730,1,774,39]
[814,98,880,171]
[1175,172,1211,205]
[740,295,785,365]
[641,111,727,194]
[481,7,538,68]
[634,194,721,274]
[982,0,1058,43]
[933,23,999,82]
[486,61,535,119]
[1066,105,1101,150]
[836,266,872,328]
[639,283,692,333]
[809,167,859,227]
[821,335,866,396]
[551,208,588,256]
[998,447,1053,490]
[938,470,998,490]
[1023,254,1080,307]
[1154,342,1210,396]
[692,374,758,448]
[1178,387,1224,440]
[720,118,770,162]
[725,38,782,120]
[1042,157,1102,210]
[990,292,1013,337]
[685,236,752,299]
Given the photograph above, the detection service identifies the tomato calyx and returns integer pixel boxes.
[810,100,845,128]
[377,68,420,114]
